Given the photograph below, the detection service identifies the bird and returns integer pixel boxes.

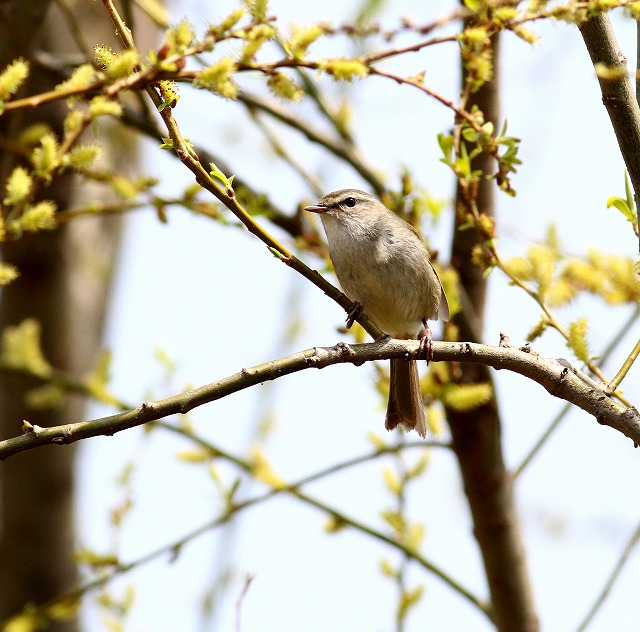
[305,188,449,438]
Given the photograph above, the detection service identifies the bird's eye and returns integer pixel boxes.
[343,197,356,208]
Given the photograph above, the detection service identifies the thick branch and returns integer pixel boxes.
[579,12,640,252]
[449,17,538,631]
[1,338,638,461]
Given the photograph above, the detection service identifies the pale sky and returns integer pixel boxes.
[77,2,640,631]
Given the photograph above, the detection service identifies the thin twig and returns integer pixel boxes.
[513,305,640,478]
[54,0,95,59]
[2,435,464,630]
[575,521,640,632]
[513,307,640,479]
[512,403,571,480]
[608,336,640,393]
[273,36,354,143]
[368,67,482,129]
[102,0,384,341]
[235,574,254,632]
[247,108,324,197]
[492,242,630,407]
[363,34,456,64]
[237,90,386,195]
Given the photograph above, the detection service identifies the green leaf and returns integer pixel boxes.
[159,137,174,150]
[624,169,634,209]
[382,467,401,495]
[25,384,66,409]
[381,509,405,533]
[607,196,636,223]
[319,58,369,82]
[607,172,638,225]
[31,133,60,177]
[567,317,590,364]
[209,162,235,193]
[0,58,29,102]
[442,382,493,412]
[0,261,19,286]
[526,317,549,343]
[437,133,454,163]
[84,349,119,404]
[286,24,325,57]
[194,58,238,99]
[1,318,51,377]
[379,558,397,578]
[3,166,32,205]
[397,585,425,621]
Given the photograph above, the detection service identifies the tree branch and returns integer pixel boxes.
[578,12,640,252]
[7,432,486,630]
[448,15,540,630]
[1,337,638,461]
[575,520,640,631]
[237,90,386,196]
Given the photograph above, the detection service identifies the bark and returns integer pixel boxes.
[446,25,539,632]
[578,13,640,253]
[0,1,148,627]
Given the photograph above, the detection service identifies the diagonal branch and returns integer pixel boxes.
[237,90,386,195]
[575,520,640,631]
[6,432,487,630]
[1,338,639,461]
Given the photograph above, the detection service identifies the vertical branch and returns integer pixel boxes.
[636,21,640,105]
[579,12,640,253]
[445,19,539,632]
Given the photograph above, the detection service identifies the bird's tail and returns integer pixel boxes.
[386,358,426,438]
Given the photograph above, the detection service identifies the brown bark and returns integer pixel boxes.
[446,27,539,632]
[0,1,146,627]
[578,13,640,253]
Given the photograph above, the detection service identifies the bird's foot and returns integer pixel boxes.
[345,301,363,329]
[418,319,433,364]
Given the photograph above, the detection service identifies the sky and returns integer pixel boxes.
[75,2,640,631]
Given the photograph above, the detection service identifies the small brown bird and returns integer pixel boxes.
[305,189,449,437]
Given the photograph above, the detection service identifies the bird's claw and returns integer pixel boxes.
[345,301,363,329]
[419,319,433,364]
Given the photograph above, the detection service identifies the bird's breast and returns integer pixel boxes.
[322,217,440,338]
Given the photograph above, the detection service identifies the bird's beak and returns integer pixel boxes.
[304,204,327,214]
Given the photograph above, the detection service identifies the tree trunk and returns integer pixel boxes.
[0,2,141,627]
[446,26,539,632]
